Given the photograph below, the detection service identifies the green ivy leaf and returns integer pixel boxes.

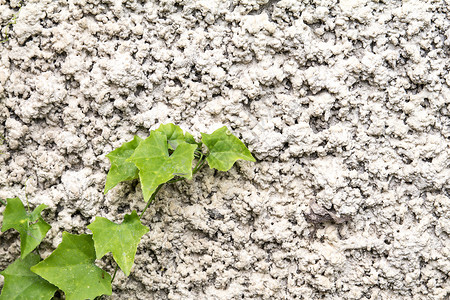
[1,197,51,259]
[0,253,58,300]
[127,131,197,201]
[154,123,199,149]
[87,211,149,276]
[30,233,112,300]
[201,126,255,171]
[184,131,200,147]
[104,135,143,194]
[154,123,186,150]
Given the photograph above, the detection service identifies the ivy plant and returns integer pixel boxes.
[1,197,50,259]
[0,124,255,299]
[0,1,23,44]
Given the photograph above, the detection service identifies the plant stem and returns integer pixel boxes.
[105,152,210,297]
[107,178,161,292]
[193,156,207,175]
[0,1,22,43]
[111,264,119,282]
[192,153,203,171]
[0,198,6,206]
[139,184,163,219]
[167,177,185,184]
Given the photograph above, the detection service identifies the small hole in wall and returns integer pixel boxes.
[421,98,430,108]
[310,152,318,160]
[55,204,64,218]
[283,78,292,90]
[117,204,130,214]
[100,205,109,214]
[134,85,145,97]
[318,140,328,147]
[309,114,330,133]
[174,3,183,12]
[173,78,182,87]
[289,218,297,225]
[404,157,413,164]
[22,36,33,45]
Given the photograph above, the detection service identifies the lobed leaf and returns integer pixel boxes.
[0,253,58,300]
[154,123,185,150]
[201,126,255,171]
[1,197,51,258]
[87,211,149,276]
[154,123,199,149]
[104,135,143,194]
[30,233,112,300]
[184,131,199,146]
[127,131,197,201]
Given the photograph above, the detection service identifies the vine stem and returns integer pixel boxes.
[192,153,204,173]
[139,184,163,219]
[108,183,164,288]
[0,1,23,44]
[111,264,119,282]
[167,177,185,184]
[193,154,207,175]
[101,263,119,298]
[108,151,209,291]
[0,198,6,206]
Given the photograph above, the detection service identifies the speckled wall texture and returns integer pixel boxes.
[0,0,449,299]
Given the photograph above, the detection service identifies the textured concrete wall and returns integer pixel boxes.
[0,0,449,299]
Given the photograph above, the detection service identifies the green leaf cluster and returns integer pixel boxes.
[31,233,112,300]
[0,198,148,300]
[1,197,50,259]
[0,124,255,299]
[0,198,58,299]
[105,123,255,200]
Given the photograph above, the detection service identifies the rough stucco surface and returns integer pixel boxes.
[0,0,449,299]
